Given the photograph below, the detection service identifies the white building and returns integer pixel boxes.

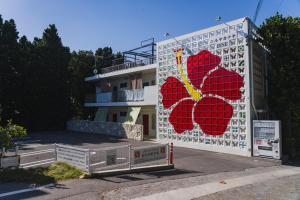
[81,17,269,157]
[84,38,158,139]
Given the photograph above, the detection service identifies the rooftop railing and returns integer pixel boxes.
[101,58,156,74]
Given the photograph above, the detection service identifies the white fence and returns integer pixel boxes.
[6,143,171,174]
[56,144,170,173]
[55,144,90,171]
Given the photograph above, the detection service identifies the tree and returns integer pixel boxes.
[259,13,300,159]
[68,50,95,119]
[0,120,27,150]
[95,47,113,71]
[0,15,20,124]
[0,14,124,131]
[30,25,71,130]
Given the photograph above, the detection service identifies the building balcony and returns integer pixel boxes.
[85,60,157,82]
[85,85,157,107]
[101,58,156,74]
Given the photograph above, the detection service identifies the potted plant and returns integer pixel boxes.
[0,120,27,168]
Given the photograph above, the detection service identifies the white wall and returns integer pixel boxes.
[136,106,156,138]
[96,71,156,92]
[102,106,156,138]
[144,85,158,104]
[156,17,252,156]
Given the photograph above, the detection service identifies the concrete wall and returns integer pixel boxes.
[136,106,156,138]
[67,120,143,141]
[144,85,158,104]
[156,17,252,157]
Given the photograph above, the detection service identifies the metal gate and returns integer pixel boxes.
[14,143,172,174]
[88,143,170,173]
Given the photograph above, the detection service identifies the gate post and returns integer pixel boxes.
[15,146,19,155]
[128,145,132,170]
[169,142,174,165]
[87,149,91,174]
[54,143,57,161]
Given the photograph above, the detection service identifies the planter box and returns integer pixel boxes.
[0,155,20,169]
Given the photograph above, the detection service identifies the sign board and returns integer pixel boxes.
[0,155,20,168]
[133,144,167,165]
[56,144,89,171]
[106,149,117,166]
[253,120,281,159]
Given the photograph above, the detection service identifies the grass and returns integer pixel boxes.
[0,162,85,184]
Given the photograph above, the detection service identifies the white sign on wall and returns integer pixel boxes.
[133,144,167,165]
[56,144,89,171]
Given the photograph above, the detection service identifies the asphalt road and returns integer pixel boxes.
[0,131,281,200]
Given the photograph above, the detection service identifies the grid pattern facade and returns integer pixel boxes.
[157,20,250,153]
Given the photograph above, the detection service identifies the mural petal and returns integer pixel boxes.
[187,50,221,90]
[160,77,189,109]
[169,99,195,134]
[194,97,233,136]
[201,67,244,100]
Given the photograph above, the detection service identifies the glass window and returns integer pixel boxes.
[120,82,127,88]
[120,112,127,117]
[143,82,149,88]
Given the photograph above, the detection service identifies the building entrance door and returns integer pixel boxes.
[112,113,117,122]
[143,115,149,136]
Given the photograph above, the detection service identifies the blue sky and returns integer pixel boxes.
[1,0,299,52]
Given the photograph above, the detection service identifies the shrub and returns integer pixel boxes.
[0,120,27,150]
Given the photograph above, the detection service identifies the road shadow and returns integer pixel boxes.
[282,160,300,167]
[0,184,69,200]
[97,168,200,183]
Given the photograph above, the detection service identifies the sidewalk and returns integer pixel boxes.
[101,165,300,200]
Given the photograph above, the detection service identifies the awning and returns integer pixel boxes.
[94,107,108,122]
[124,107,141,125]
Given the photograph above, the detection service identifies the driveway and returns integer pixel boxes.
[0,131,280,200]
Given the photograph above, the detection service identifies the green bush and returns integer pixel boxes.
[45,162,84,181]
[0,120,27,150]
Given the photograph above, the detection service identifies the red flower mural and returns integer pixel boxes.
[160,49,244,136]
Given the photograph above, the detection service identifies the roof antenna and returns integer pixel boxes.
[253,0,263,23]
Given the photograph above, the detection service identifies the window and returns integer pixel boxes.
[120,112,127,117]
[143,82,149,88]
[120,82,127,88]
[151,80,155,85]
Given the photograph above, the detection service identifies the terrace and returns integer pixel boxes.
[101,38,156,74]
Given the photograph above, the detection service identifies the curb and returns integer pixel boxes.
[252,156,282,165]
[88,164,174,178]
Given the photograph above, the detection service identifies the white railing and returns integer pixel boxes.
[118,89,144,102]
[101,58,156,74]
[87,86,157,104]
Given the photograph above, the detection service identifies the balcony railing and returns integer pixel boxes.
[85,89,144,103]
[85,85,157,105]
[117,89,144,102]
[101,58,156,74]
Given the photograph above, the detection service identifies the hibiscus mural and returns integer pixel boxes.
[160,48,244,136]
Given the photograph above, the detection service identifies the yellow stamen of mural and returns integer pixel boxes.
[175,49,201,101]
